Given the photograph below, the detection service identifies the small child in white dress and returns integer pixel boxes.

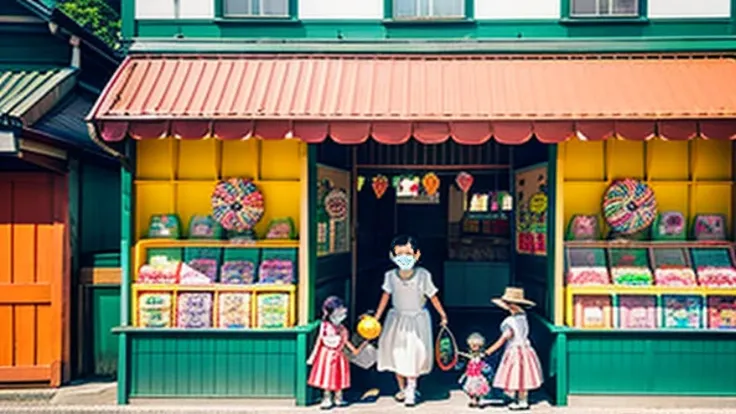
[485,287,543,411]
[374,235,448,407]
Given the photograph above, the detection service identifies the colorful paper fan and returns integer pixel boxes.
[211,178,265,232]
[602,178,657,235]
[324,189,349,220]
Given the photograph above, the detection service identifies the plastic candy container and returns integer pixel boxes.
[178,262,212,285]
[707,296,736,329]
[573,295,612,328]
[220,261,257,284]
[137,257,179,284]
[654,267,697,286]
[696,266,736,287]
[187,258,218,282]
[566,267,610,285]
[258,260,295,284]
[218,293,251,328]
[265,218,296,240]
[138,293,172,328]
[611,266,653,286]
[618,296,658,329]
[177,293,213,328]
[663,295,702,329]
[256,293,290,328]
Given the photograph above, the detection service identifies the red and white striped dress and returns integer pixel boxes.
[307,321,351,391]
[493,313,543,391]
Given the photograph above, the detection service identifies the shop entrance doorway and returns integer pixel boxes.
[317,138,552,405]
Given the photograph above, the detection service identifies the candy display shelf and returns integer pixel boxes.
[565,240,735,249]
[131,283,297,328]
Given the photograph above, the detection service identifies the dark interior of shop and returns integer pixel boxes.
[316,137,551,403]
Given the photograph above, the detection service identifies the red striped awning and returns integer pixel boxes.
[88,54,736,144]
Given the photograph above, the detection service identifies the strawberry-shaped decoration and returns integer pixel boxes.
[455,172,474,193]
[372,175,389,199]
[422,173,440,196]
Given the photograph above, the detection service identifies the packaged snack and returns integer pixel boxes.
[137,257,179,284]
[566,267,610,285]
[258,259,295,284]
[611,266,653,286]
[693,215,727,241]
[184,248,221,282]
[256,293,290,328]
[663,295,702,329]
[138,293,172,328]
[566,215,600,240]
[147,214,181,239]
[651,212,686,240]
[618,296,658,329]
[697,266,736,287]
[220,261,257,284]
[708,296,736,329]
[188,215,224,239]
[178,262,212,284]
[265,218,296,240]
[654,267,697,286]
[176,292,213,328]
[218,293,251,328]
[573,295,612,329]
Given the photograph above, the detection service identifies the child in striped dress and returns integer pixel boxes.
[485,287,543,411]
[307,296,362,410]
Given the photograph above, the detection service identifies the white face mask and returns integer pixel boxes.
[392,254,416,271]
[329,307,347,325]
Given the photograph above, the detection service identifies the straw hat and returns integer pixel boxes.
[491,287,536,309]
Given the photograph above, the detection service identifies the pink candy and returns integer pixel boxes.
[567,267,610,285]
[654,267,697,287]
[138,262,179,284]
[697,266,736,287]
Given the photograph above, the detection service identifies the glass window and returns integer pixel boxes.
[393,0,465,19]
[570,0,638,17]
[223,0,289,17]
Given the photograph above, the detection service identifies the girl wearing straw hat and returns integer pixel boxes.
[485,287,543,411]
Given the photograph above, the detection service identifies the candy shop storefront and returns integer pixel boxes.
[88,53,736,405]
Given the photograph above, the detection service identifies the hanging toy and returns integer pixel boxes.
[357,176,366,192]
[455,172,474,193]
[211,178,265,232]
[602,178,657,235]
[422,172,440,196]
[372,175,389,199]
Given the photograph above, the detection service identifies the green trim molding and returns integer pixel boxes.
[561,0,648,23]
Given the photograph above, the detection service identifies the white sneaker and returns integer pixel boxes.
[515,400,530,410]
[320,396,333,410]
[404,388,416,407]
[508,401,520,410]
[394,390,405,402]
[334,391,347,407]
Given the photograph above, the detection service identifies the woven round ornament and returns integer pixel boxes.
[602,178,657,235]
[211,178,265,232]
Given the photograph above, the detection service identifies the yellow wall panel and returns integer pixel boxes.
[562,182,608,229]
[647,140,689,181]
[648,182,689,217]
[693,183,732,229]
[607,140,644,180]
[136,140,172,180]
[562,140,605,181]
[694,140,732,181]
[221,140,259,179]
[261,140,302,181]
[135,183,174,240]
[176,140,218,180]
[254,181,301,236]
[175,182,218,236]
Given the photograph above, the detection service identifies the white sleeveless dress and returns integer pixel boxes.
[377,267,437,378]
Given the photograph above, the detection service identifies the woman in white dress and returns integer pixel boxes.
[374,235,448,407]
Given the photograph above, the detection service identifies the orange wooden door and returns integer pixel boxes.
[0,173,69,386]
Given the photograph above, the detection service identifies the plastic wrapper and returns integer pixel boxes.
[663,295,702,329]
[696,266,736,287]
[220,261,257,284]
[654,267,697,286]
[176,293,213,328]
[137,258,179,284]
[611,266,653,286]
[618,296,657,329]
[265,218,296,239]
[256,293,290,328]
[573,295,611,328]
[566,267,610,285]
[258,260,295,284]
[187,258,218,282]
[708,296,736,329]
[178,262,213,285]
[218,293,251,328]
[138,293,172,328]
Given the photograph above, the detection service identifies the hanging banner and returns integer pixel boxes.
[515,163,548,256]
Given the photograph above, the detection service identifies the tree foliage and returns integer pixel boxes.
[58,0,121,50]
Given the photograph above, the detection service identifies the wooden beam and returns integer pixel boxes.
[0,365,51,382]
[0,283,51,304]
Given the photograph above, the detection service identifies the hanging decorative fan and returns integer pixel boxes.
[602,178,657,235]
[211,178,265,232]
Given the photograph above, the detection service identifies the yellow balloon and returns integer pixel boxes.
[357,315,382,340]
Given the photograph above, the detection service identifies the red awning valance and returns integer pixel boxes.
[88,54,736,144]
